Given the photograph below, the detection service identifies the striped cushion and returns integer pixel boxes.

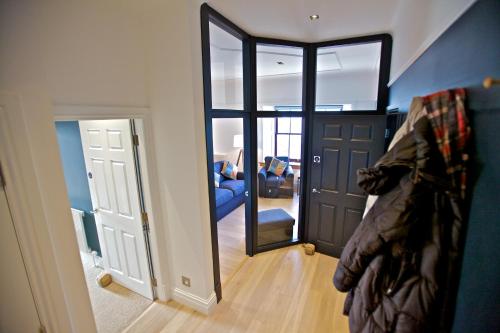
[267,157,287,176]
[221,161,238,180]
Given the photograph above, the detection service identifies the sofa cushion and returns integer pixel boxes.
[220,179,245,196]
[215,188,234,207]
[267,157,287,176]
[214,172,221,187]
[221,161,238,180]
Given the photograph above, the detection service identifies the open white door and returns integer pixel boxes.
[79,119,153,300]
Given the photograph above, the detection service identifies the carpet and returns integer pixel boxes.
[80,253,152,333]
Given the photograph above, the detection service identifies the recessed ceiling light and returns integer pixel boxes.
[277,61,284,65]
[309,14,320,20]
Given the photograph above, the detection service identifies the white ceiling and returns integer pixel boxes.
[204,0,399,42]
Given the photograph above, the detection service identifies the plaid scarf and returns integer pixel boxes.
[423,88,470,199]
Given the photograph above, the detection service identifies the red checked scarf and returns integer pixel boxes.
[423,88,470,199]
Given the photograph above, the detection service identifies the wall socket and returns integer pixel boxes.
[181,276,191,287]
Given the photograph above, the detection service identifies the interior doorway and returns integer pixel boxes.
[55,119,154,333]
[201,4,392,302]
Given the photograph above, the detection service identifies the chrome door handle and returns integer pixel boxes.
[91,208,99,214]
[312,188,321,194]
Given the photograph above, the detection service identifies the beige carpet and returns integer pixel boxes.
[81,253,152,333]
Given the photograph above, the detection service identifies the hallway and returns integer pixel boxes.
[124,245,348,332]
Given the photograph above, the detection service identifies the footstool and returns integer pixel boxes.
[257,208,295,246]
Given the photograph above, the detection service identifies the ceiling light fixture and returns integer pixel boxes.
[277,61,284,65]
[309,14,320,20]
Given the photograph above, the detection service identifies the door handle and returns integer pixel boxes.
[91,208,99,214]
[312,188,321,194]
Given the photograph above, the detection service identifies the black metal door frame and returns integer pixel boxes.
[200,3,392,301]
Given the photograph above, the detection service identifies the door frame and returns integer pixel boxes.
[201,4,392,301]
[54,109,168,302]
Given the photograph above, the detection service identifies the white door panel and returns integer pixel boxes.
[80,119,153,299]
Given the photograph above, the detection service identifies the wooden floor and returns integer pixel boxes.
[217,194,301,284]
[124,245,349,333]
[217,204,247,285]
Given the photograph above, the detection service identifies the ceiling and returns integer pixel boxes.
[210,22,382,79]
[204,0,399,42]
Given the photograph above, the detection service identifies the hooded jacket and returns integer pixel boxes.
[333,116,464,333]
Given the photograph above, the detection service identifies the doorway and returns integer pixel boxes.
[201,4,392,301]
[55,119,154,333]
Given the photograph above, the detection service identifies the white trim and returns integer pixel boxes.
[53,104,149,121]
[0,93,84,332]
[171,287,217,315]
[388,0,477,86]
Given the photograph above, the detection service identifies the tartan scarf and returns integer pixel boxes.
[422,88,470,199]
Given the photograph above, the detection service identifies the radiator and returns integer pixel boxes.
[71,208,90,253]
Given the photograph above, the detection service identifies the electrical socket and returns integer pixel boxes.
[182,276,191,287]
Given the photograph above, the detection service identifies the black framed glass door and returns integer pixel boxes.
[201,4,393,301]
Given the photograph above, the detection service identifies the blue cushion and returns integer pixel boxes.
[215,188,233,207]
[219,179,245,196]
[214,172,221,187]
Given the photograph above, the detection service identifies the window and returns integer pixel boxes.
[209,22,244,110]
[315,41,382,111]
[257,44,303,112]
[275,117,302,162]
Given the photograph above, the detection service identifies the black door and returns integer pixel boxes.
[307,115,385,257]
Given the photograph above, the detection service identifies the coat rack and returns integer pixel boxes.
[483,76,500,89]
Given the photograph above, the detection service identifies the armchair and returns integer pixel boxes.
[258,156,294,198]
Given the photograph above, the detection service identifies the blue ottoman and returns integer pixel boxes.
[258,208,295,246]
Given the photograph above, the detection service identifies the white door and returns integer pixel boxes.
[79,119,153,299]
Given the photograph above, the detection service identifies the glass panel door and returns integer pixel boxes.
[209,22,244,110]
[256,116,302,248]
[315,41,382,111]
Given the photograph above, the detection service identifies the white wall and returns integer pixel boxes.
[389,0,477,84]
[0,1,215,331]
[212,118,243,166]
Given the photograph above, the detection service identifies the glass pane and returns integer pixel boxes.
[257,44,303,111]
[257,117,302,248]
[209,22,244,110]
[290,118,302,134]
[277,118,291,133]
[315,41,381,111]
[276,134,289,156]
[289,135,301,160]
[210,118,247,282]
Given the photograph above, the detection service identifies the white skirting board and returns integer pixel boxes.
[171,288,217,315]
[70,208,90,253]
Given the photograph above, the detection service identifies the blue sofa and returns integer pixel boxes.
[214,161,245,221]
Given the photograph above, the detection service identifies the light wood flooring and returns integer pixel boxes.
[124,245,349,333]
[217,194,301,285]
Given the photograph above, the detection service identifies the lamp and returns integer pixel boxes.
[233,134,243,166]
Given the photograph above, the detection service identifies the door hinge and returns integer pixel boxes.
[0,161,5,188]
[141,212,149,231]
[132,134,139,146]
[151,277,157,287]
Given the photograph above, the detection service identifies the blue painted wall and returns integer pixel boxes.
[388,1,500,332]
[55,121,101,255]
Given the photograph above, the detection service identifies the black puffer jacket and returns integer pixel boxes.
[333,117,464,333]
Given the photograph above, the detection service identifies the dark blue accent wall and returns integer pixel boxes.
[388,1,500,332]
[55,121,101,255]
